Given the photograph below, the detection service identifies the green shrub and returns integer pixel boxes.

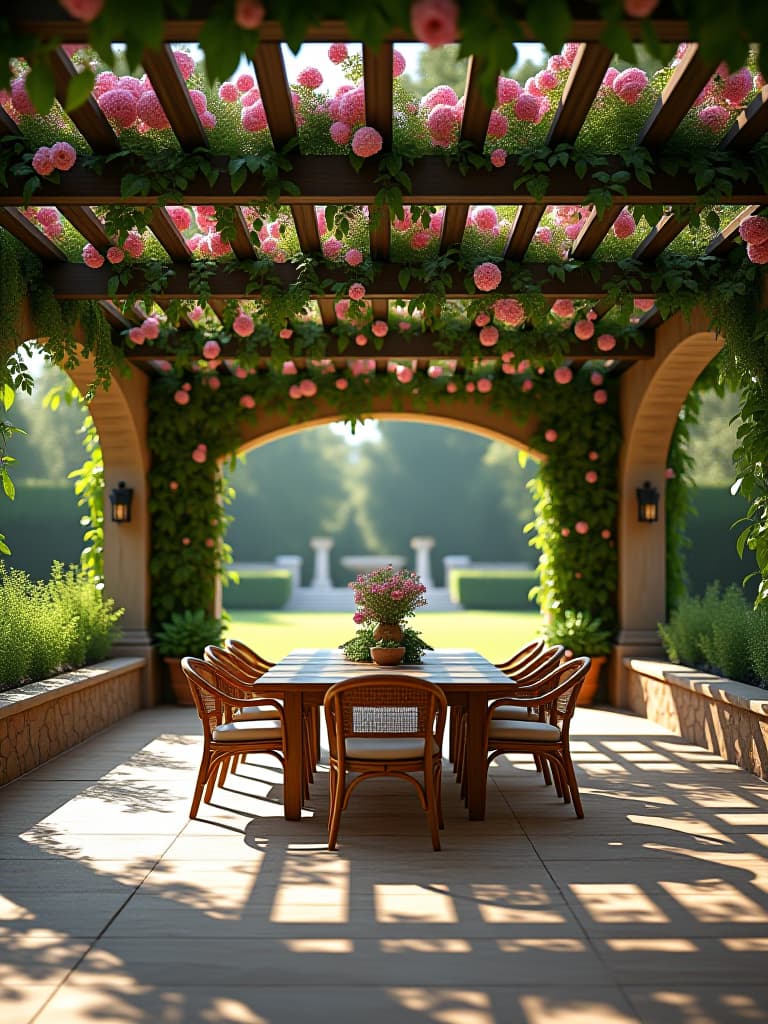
[747,604,768,685]
[659,582,765,687]
[545,609,612,656]
[223,570,292,610]
[698,585,754,684]
[450,570,537,610]
[0,562,123,691]
[153,609,224,658]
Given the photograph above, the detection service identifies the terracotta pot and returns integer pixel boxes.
[164,657,194,705]
[373,622,404,643]
[577,655,606,706]
[370,646,406,666]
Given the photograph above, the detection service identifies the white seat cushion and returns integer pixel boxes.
[491,705,538,721]
[488,719,561,743]
[213,719,283,742]
[234,707,281,721]
[345,736,440,761]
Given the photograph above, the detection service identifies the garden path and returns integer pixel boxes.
[1,706,767,1023]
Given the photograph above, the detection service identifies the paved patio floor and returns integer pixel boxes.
[1,705,767,1024]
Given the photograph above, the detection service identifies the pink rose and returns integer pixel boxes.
[234,0,265,30]
[490,148,507,168]
[593,389,608,405]
[479,325,499,347]
[349,283,366,300]
[622,0,659,15]
[473,262,502,292]
[597,333,616,352]
[297,67,323,90]
[344,248,363,266]
[51,141,76,171]
[553,366,573,385]
[233,313,254,337]
[58,0,104,22]
[351,126,383,158]
[202,340,221,360]
[585,470,598,484]
[82,243,104,269]
[335,377,349,390]
[106,246,124,264]
[410,0,459,47]
[574,319,595,341]
[544,429,558,443]
[299,379,318,397]
[31,147,55,176]
[372,320,388,338]
[329,43,349,64]
[575,521,589,535]
[174,389,190,405]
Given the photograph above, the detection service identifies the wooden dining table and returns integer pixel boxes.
[252,647,516,821]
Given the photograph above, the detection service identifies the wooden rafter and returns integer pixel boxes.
[251,42,295,147]
[148,208,192,262]
[504,42,613,260]
[4,155,767,207]
[637,44,717,149]
[124,330,654,364]
[98,300,134,332]
[141,44,208,150]
[48,48,119,153]
[6,14,699,45]
[0,207,66,260]
[707,205,761,255]
[363,43,393,261]
[47,260,667,301]
[62,205,111,248]
[722,85,768,151]
[440,56,495,251]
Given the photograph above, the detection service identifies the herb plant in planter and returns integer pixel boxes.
[545,609,613,705]
[154,609,224,704]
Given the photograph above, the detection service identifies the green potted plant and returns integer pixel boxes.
[545,609,613,705]
[369,638,407,666]
[154,609,224,704]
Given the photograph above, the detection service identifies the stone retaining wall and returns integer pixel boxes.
[0,658,145,787]
[625,658,768,781]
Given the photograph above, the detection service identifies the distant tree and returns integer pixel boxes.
[10,363,84,483]
[687,387,741,487]
[399,44,468,99]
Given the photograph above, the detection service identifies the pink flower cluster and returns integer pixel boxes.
[739,215,768,264]
[349,564,428,625]
[82,228,144,269]
[473,262,502,292]
[31,142,76,176]
[410,0,459,47]
[694,63,756,133]
[23,206,63,240]
[91,52,216,134]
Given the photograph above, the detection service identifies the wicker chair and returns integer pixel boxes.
[224,637,275,673]
[324,675,448,851]
[494,637,545,672]
[205,644,314,796]
[483,656,591,817]
[454,644,566,789]
[181,656,287,819]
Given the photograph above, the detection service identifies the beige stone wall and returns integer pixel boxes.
[626,658,768,781]
[0,658,145,787]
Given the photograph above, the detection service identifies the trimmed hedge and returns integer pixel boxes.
[223,569,292,610]
[450,570,538,610]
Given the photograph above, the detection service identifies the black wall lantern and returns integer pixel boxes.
[636,481,659,523]
[109,481,134,523]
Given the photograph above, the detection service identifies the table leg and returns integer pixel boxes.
[282,692,305,820]
[464,692,487,820]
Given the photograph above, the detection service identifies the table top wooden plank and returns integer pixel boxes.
[254,648,514,698]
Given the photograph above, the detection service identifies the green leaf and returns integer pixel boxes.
[25,61,56,116]
[525,0,572,55]
[64,68,95,112]
[1,467,15,500]
[200,13,245,83]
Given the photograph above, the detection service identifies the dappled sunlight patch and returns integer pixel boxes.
[569,884,670,924]
[374,883,457,924]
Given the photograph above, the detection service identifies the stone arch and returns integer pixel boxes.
[236,392,543,455]
[14,300,155,699]
[611,307,723,701]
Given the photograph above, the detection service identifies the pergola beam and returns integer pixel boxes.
[141,44,208,150]
[6,155,763,207]
[48,48,119,153]
[47,260,674,301]
[124,330,654,364]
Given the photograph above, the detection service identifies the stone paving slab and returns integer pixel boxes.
[1,705,768,1023]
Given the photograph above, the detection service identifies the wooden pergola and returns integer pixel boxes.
[2,5,766,701]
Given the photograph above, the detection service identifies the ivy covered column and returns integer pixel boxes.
[69,357,157,703]
[612,311,722,705]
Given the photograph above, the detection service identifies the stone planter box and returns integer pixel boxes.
[0,657,145,787]
[625,658,768,781]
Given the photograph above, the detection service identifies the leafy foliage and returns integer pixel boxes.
[341,624,431,664]
[153,608,224,658]
[0,560,123,691]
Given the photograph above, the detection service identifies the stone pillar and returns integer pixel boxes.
[276,555,303,592]
[410,536,435,589]
[309,537,334,589]
[443,555,471,604]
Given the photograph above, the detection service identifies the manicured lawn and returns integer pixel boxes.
[225,609,543,664]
